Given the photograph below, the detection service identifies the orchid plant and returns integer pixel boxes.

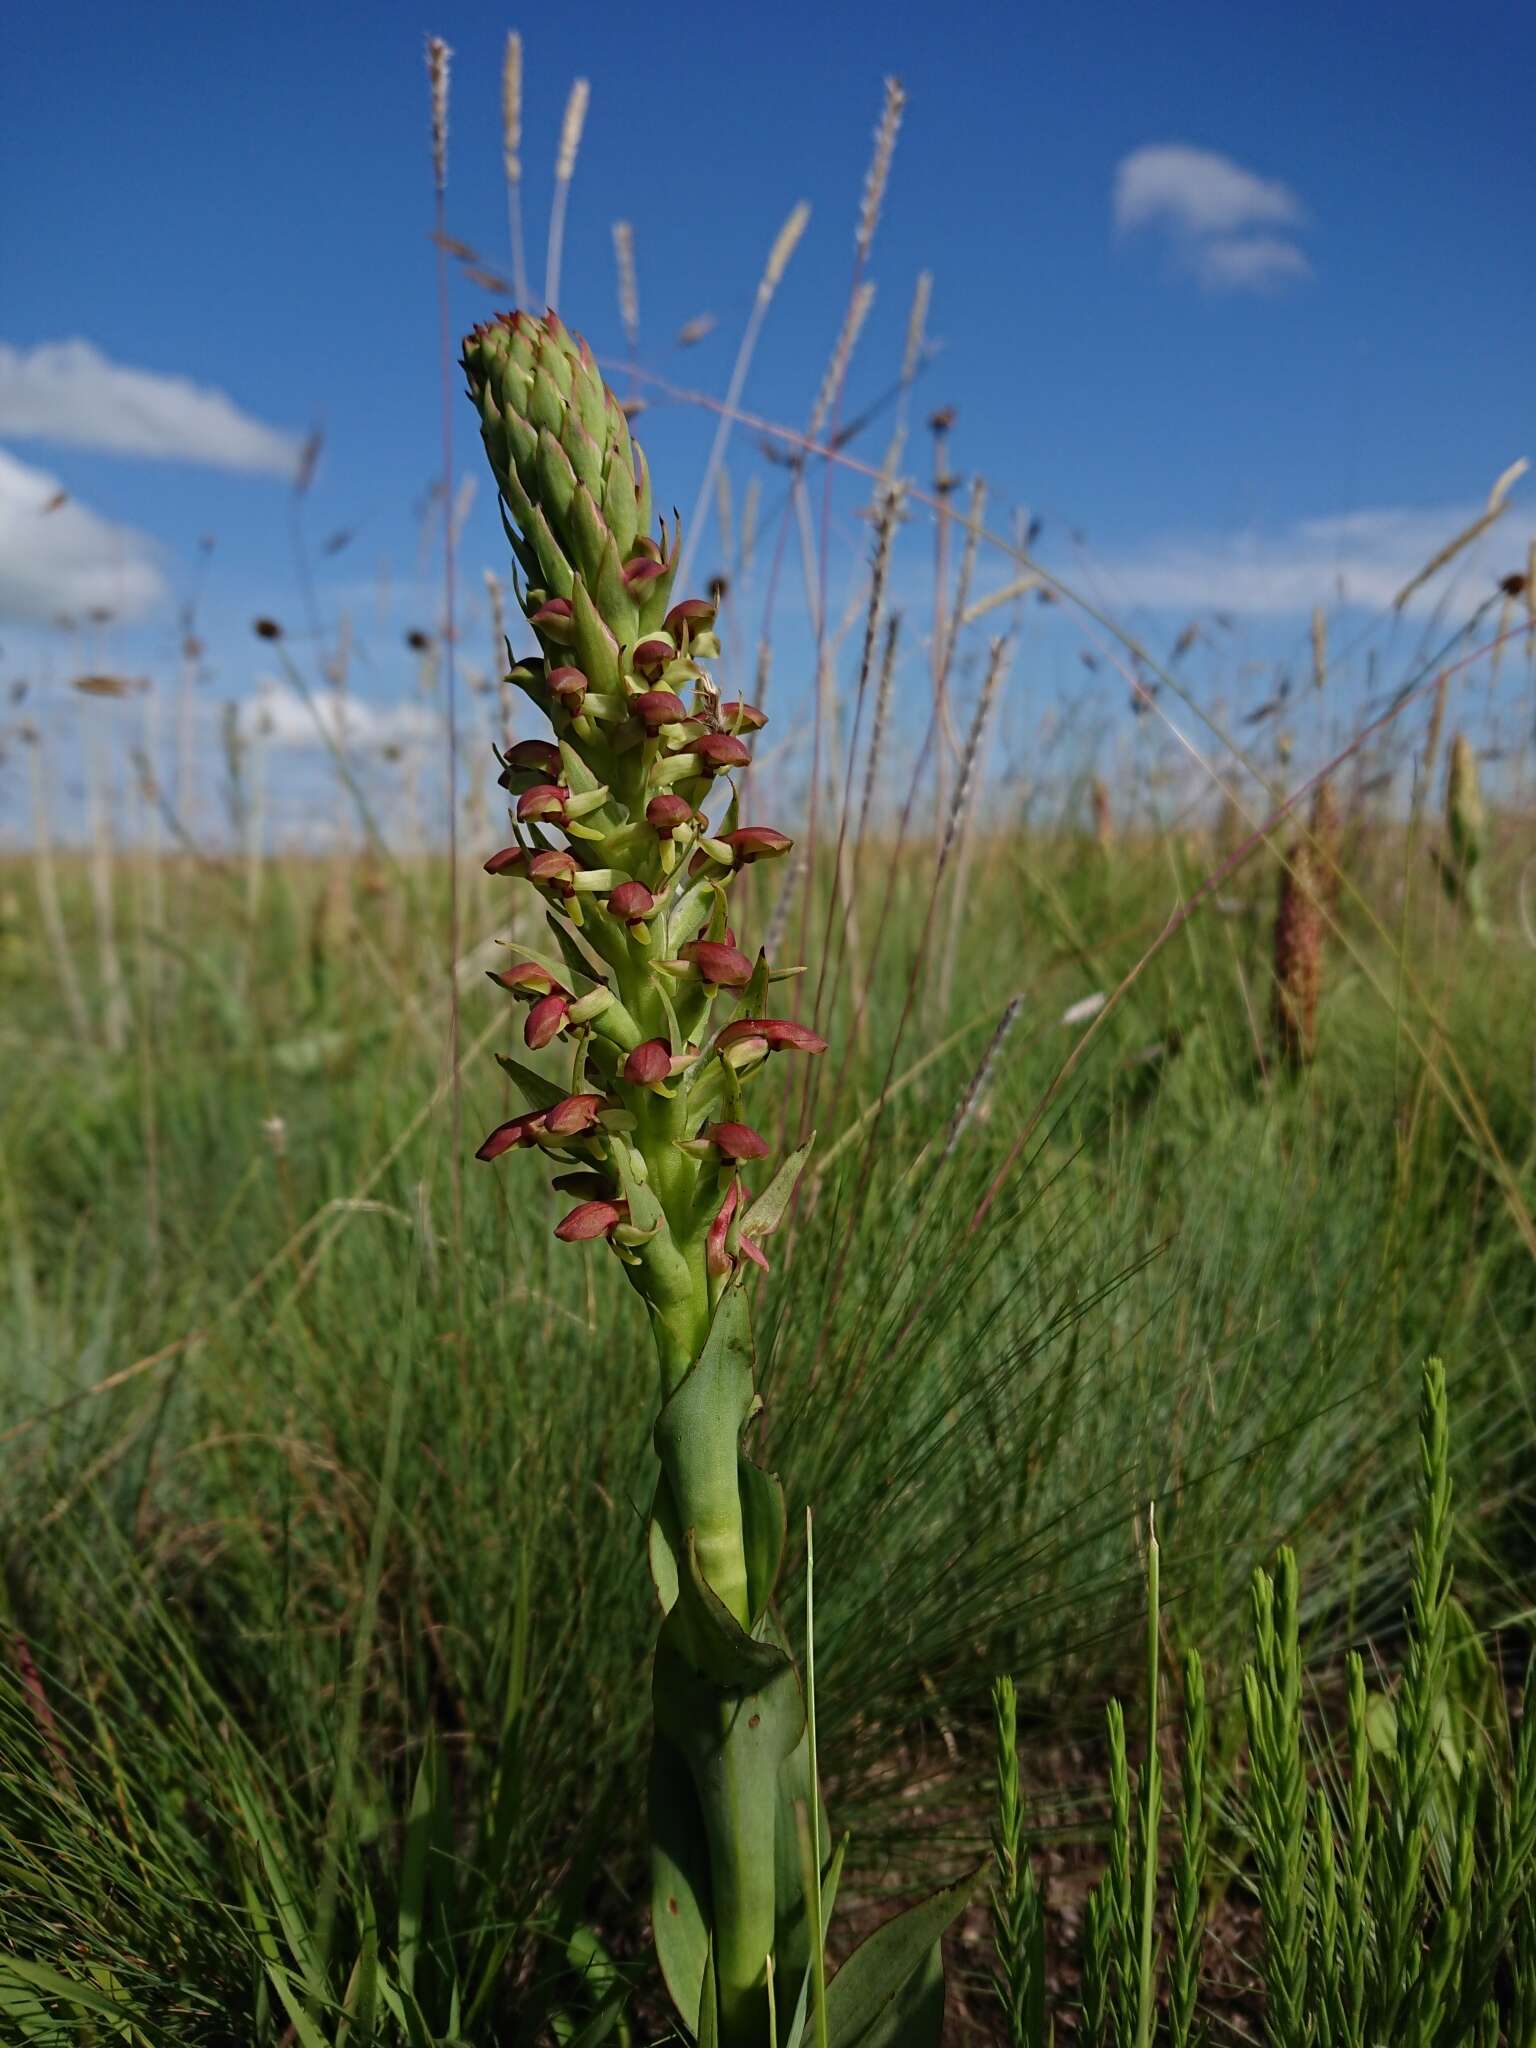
[463,309,971,2047]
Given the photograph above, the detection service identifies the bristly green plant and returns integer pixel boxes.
[990,1359,1536,2047]
[461,308,976,2047]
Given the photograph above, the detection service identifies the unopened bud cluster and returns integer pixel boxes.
[463,310,824,1329]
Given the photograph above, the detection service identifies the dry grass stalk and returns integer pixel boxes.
[940,992,1025,1161]
[544,76,590,309]
[1272,840,1325,1068]
[425,36,451,196]
[883,269,932,476]
[856,611,901,851]
[857,77,906,264]
[1392,456,1528,609]
[612,218,638,359]
[501,31,529,306]
[936,636,1012,1016]
[808,279,876,442]
[1310,606,1327,690]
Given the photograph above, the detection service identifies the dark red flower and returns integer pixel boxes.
[665,597,717,638]
[527,849,578,895]
[631,636,675,678]
[721,826,791,865]
[691,733,751,772]
[684,941,754,987]
[621,557,668,590]
[526,992,572,1049]
[555,1198,629,1241]
[707,1121,770,1162]
[542,1092,605,1137]
[706,1180,769,1275]
[623,1038,673,1088]
[720,700,768,732]
[483,845,525,876]
[530,598,575,639]
[548,666,588,709]
[516,782,567,822]
[631,689,687,732]
[715,1016,828,1055]
[706,1180,740,1275]
[489,961,568,999]
[504,739,563,776]
[645,793,694,835]
[609,880,656,926]
[475,1113,540,1161]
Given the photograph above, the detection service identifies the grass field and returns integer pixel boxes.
[3,757,1534,2038]
[3,46,1535,2041]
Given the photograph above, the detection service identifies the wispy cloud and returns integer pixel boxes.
[237,678,441,752]
[0,339,304,475]
[1194,235,1313,293]
[1090,500,1535,619]
[1113,144,1311,294]
[0,448,166,625]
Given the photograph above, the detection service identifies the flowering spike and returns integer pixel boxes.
[462,313,870,2037]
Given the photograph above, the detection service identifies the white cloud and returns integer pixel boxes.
[237,678,441,752]
[0,447,166,624]
[1091,500,1536,619]
[1113,145,1310,294]
[1114,145,1304,237]
[0,340,304,476]
[1194,235,1313,293]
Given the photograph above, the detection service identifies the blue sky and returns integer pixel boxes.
[3,0,1533,831]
